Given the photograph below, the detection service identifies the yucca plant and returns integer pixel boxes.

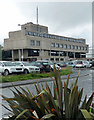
[2,66,94,120]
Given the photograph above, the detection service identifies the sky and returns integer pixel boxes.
[0,0,93,48]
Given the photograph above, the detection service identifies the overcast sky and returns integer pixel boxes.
[0,0,92,48]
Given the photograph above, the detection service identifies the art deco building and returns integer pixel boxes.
[3,22,88,61]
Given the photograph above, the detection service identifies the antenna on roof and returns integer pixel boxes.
[37,6,38,25]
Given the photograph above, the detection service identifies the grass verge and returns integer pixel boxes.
[1,67,73,83]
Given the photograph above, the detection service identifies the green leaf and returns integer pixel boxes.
[86,92,94,111]
[14,109,29,120]
[40,114,55,120]
[80,109,93,120]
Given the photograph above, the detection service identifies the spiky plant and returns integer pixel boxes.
[2,66,94,120]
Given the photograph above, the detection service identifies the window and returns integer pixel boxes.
[60,44,63,48]
[84,47,87,51]
[50,58,54,61]
[64,44,67,49]
[56,43,59,48]
[68,45,71,49]
[0,62,2,66]
[78,46,81,50]
[37,27,41,32]
[60,58,64,61]
[72,45,75,49]
[56,58,59,61]
[30,40,35,46]
[28,50,39,56]
[75,46,78,50]
[36,41,40,46]
[51,43,55,47]
[81,46,84,50]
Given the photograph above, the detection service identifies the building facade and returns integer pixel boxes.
[3,22,88,62]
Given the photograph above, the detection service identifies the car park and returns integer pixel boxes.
[30,60,51,73]
[0,61,24,76]
[14,61,40,74]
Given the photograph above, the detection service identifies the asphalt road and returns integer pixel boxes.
[0,68,94,119]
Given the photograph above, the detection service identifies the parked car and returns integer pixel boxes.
[75,60,90,68]
[30,61,51,73]
[56,62,67,67]
[67,61,77,68]
[48,61,61,71]
[91,61,94,67]
[89,61,94,67]
[14,61,40,74]
[0,61,24,76]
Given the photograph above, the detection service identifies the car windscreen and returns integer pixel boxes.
[48,62,53,65]
[3,62,16,66]
[42,62,49,65]
[68,62,73,65]
[23,62,31,66]
[30,62,36,65]
[76,61,83,64]
[14,63,21,66]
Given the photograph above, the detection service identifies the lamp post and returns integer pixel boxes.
[21,48,24,61]
[18,24,24,61]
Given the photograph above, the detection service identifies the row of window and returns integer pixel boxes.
[51,43,87,50]
[26,31,84,44]
[30,40,40,46]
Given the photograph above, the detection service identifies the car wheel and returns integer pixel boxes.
[24,69,29,74]
[4,70,9,76]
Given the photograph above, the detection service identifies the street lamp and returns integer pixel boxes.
[18,24,24,61]
[21,48,24,61]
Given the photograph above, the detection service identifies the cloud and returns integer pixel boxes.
[0,1,92,47]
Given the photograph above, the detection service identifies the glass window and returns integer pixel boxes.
[56,43,59,48]
[72,45,75,49]
[23,62,31,66]
[81,46,84,50]
[51,43,55,47]
[60,44,63,48]
[0,63,2,66]
[36,41,40,46]
[64,44,67,49]
[68,45,71,49]
[38,27,41,32]
[78,46,81,50]
[84,47,87,50]
[30,40,35,46]
[75,46,78,50]
[3,62,15,66]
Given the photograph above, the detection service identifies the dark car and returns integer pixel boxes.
[30,61,51,73]
[57,62,67,67]
[91,61,94,67]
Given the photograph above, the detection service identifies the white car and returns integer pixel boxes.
[0,61,24,76]
[75,60,91,68]
[48,62,61,71]
[14,61,40,74]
